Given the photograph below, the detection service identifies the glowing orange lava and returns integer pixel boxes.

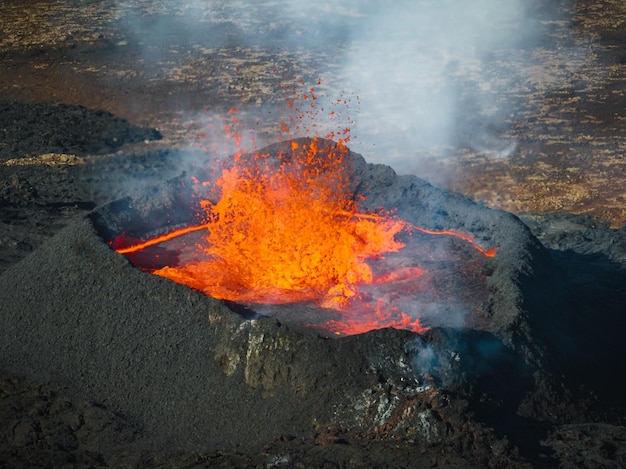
[111,80,497,336]
[112,137,497,336]
[325,299,430,336]
[152,138,406,309]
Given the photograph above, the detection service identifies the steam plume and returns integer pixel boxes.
[114,0,573,173]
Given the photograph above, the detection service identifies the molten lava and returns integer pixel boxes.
[110,79,497,336]
[112,138,497,336]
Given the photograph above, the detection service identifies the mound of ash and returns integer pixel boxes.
[0,138,611,464]
[0,101,162,159]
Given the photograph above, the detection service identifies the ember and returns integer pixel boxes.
[112,137,496,336]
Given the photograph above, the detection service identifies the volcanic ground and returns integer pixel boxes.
[1,1,626,468]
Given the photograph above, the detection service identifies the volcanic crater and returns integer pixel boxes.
[96,138,506,337]
[0,137,593,464]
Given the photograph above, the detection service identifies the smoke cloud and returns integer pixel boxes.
[338,0,533,167]
[408,329,521,388]
[112,0,574,174]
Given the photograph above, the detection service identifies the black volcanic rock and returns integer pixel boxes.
[0,101,162,159]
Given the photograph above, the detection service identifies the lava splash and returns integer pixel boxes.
[112,138,496,336]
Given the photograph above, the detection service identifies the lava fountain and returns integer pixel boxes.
[109,137,496,336]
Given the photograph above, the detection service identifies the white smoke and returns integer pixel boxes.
[111,0,580,174]
[333,0,548,169]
